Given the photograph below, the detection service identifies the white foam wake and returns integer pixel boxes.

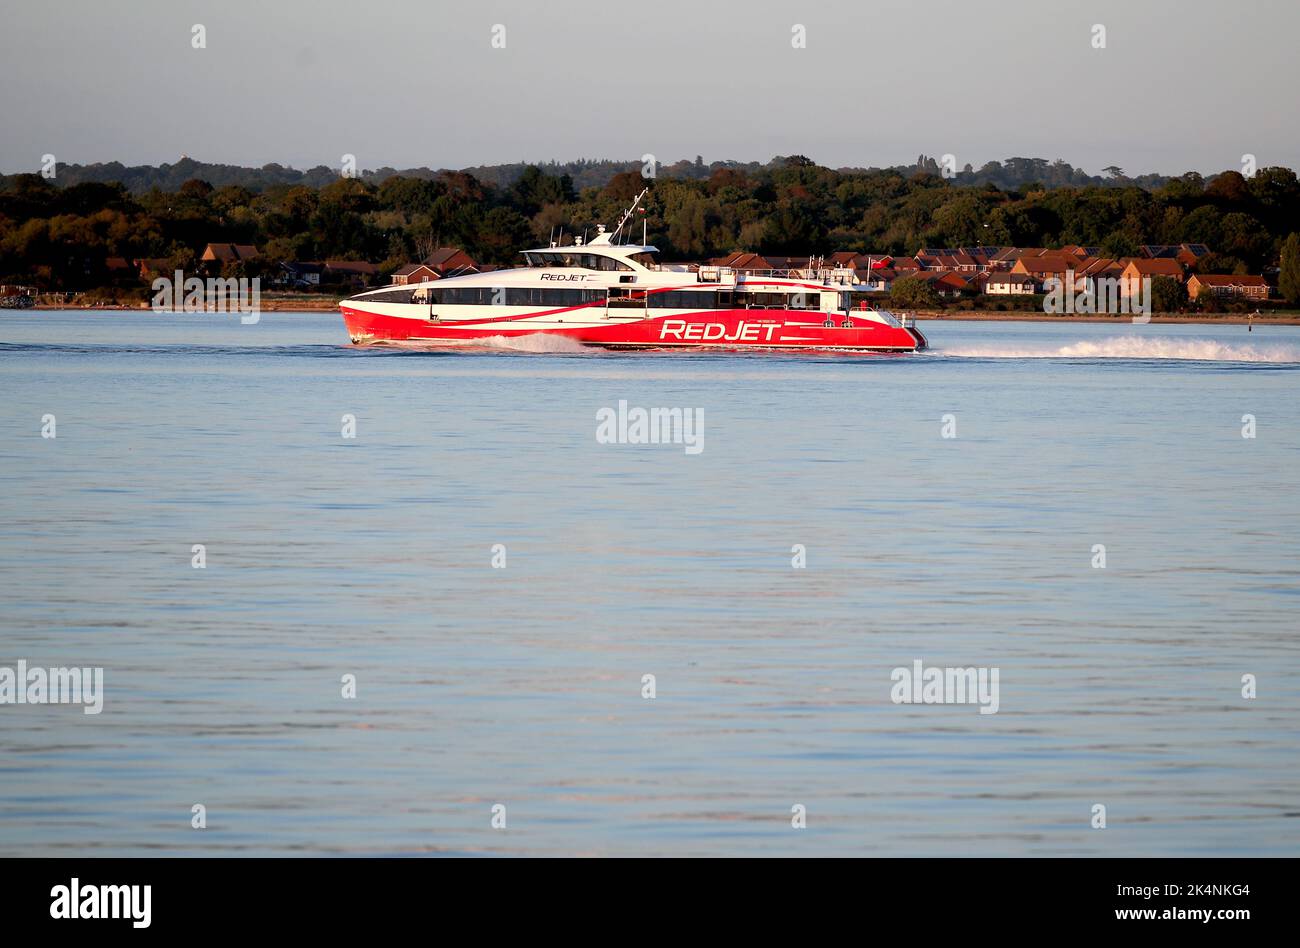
[475,333,591,354]
[937,336,1300,363]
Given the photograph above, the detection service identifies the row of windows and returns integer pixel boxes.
[366,287,606,306]
[472,287,606,306]
[647,291,723,309]
[365,286,839,309]
[648,290,828,309]
[521,252,632,271]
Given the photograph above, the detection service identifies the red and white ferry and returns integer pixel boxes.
[339,190,926,353]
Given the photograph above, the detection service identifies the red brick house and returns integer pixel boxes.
[710,252,774,273]
[1121,258,1185,284]
[422,248,478,275]
[1011,255,1079,285]
[392,264,440,285]
[1186,273,1269,301]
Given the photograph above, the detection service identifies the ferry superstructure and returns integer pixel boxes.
[339,191,926,353]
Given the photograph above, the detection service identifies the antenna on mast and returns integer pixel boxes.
[609,187,650,243]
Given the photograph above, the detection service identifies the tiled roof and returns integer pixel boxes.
[325,260,379,274]
[1191,274,1267,286]
[1124,258,1183,275]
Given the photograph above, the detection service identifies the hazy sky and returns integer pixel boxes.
[2,0,1297,176]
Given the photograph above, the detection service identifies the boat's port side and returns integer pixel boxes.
[340,189,928,354]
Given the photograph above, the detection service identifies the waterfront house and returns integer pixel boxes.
[854,268,894,291]
[392,264,440,285]
[710,252,775,273]
[1075,257,1125,281]
[1121,258,1185,283]
[279,261,324,289]
[915,271,969,298]
[1011,255,1078,285]
[986,272,1037,295]
[1186,273,1269,301]
[828,251,867,269]
[422,247,478,276]
[323,260,379,289]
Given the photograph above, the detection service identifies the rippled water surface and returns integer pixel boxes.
[1,310,1298,856]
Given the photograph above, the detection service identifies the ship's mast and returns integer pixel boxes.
[609,187,650,243]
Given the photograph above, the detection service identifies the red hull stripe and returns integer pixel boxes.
[340,306,921,351]
[356,280,844,329]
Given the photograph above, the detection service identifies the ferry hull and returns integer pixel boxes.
[340,305,925,353]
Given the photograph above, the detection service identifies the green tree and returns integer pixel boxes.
[1193,252,1245,275]
[1279,232,1300,305]
[1205,170,1250,204]
[759,200,825,255]
[1101,230,1139,258]
[889,275,941,309]
[1149,275,1187,313]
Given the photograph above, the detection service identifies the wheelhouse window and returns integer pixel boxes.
[366,288,418,304]
[522,251,630,271]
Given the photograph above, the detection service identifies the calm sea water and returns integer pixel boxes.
[1,310,1297,856]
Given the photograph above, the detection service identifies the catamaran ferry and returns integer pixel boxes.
[339,190,927,353]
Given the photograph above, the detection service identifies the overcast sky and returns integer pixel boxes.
[2,0,1296,177]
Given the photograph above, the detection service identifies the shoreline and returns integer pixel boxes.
[20,302,1300,324]
[912,312,1300,325]
[27,308,1300,327]
[29,299,343,312]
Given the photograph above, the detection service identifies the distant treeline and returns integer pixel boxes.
[4,154,1171,196]
[2,154,1299,295]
